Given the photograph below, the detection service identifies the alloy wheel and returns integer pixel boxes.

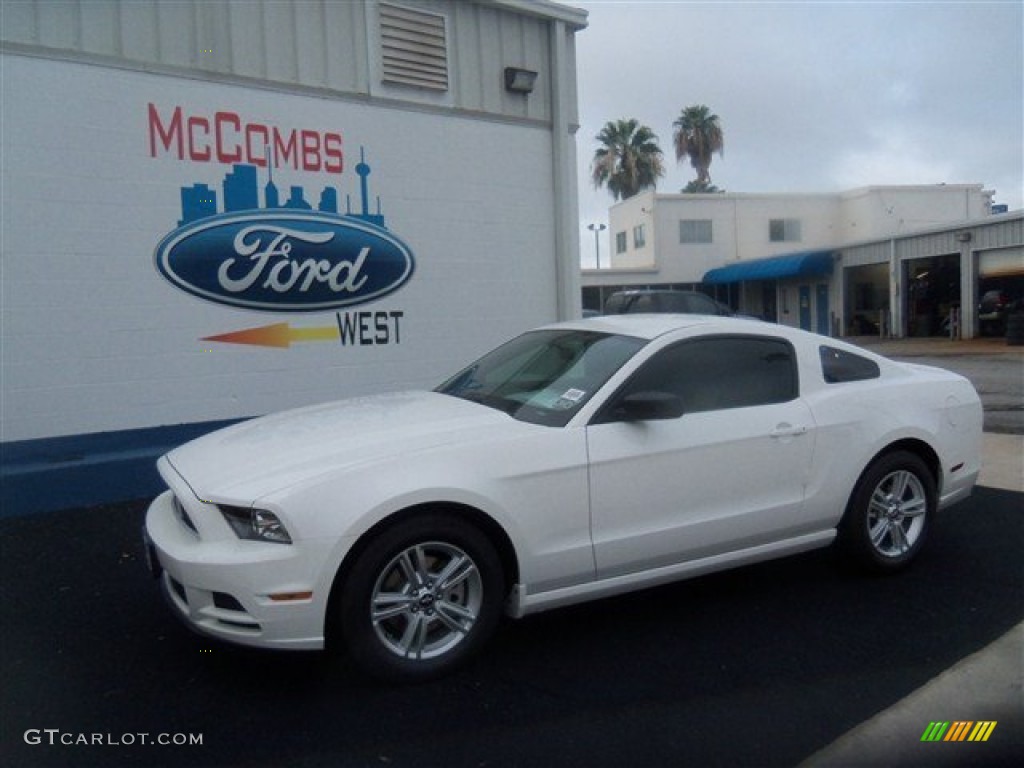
[370,542,483,660]
[866,469,928,558]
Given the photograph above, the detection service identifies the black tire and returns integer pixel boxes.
[838,451,936,573]
[336,514,505,682]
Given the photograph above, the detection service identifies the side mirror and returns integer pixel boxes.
[617,391,684,421]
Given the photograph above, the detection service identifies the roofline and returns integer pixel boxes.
[838,183,986,198]
[834,208,1024,251]
[613,183,997,208]
[479,0,588,29]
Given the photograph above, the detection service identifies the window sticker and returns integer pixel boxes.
[561,388,586,403]
[551,388,587,411]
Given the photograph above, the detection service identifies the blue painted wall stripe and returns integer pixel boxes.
[0,419,245,518]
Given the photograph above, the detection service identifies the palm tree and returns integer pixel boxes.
[591,119,665,201]
[682,179,723,194]
[673,105,724,188]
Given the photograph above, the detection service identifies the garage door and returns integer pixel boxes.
[980,247,1024,277]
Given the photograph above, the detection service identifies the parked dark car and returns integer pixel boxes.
[603,289,734,316]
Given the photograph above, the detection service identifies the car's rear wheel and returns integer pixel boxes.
[337,514,505,682]
[839,451,935,573]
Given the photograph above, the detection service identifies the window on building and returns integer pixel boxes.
[680,219,713,244]
[769,218,802,242]
[380,3,449,91]
[633,224,646,248]
[615,231,627,254]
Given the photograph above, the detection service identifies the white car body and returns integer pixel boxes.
[145,316,982,662]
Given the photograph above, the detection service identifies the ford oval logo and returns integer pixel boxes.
[155,211,415,312]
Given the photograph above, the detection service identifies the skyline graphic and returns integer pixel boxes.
[178,147,386,228]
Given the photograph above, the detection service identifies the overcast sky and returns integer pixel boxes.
[571,0,1024,267]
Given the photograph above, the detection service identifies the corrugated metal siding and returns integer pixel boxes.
[1,0,369,94]
[841,243,890,267]
[973,215,1024,251]
[0,1,364,96]
[448,1,550,120]
[840,214,1024,267]
[385,0,553,121]
[0,0,561,123]
[896,232,959,260]
[496,4,551,121]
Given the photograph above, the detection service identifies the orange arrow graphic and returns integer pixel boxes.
[203,322,339,349]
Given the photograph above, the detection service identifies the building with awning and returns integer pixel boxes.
[581,186,1021,339]
[703,251,835,285]
[701,250,838,335]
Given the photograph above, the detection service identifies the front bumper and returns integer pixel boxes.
[144,489,343,650]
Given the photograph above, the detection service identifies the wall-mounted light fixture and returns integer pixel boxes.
[504,67,538,94]
[956,232,972,242]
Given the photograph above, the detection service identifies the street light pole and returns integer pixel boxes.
[587,223,607,269]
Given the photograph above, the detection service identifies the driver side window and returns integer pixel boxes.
[597,335,799,422]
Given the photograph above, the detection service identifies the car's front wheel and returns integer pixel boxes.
[337,514,505,682]
[839,451,936,573]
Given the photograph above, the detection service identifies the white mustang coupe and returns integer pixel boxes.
[144,315,982,681]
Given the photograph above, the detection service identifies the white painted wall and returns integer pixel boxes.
[838,186,992,240]
[0,53,562,441]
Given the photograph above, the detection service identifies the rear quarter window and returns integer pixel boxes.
[820,346,881,383]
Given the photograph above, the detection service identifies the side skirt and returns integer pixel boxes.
[505,530,836,619]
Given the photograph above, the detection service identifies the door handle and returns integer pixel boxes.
[770,423,808,438]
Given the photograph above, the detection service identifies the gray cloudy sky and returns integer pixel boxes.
[571,0,1024,266]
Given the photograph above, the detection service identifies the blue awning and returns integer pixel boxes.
[702,251,835,285]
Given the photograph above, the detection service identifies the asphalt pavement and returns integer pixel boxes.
[804,336,1023,766]
[0,484,1021,768]
[800,432,1023,767]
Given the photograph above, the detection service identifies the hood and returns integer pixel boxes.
[164,391,513,502]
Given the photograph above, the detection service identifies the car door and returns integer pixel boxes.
[586,335,816,579]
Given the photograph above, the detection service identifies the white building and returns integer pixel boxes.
[0,0,588,514]
[582,185,1023,338]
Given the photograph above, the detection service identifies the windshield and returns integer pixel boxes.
[436,330,646,427]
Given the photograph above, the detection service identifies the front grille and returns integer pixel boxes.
[172,496,198,535]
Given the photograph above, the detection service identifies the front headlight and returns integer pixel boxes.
[220,505,293,544]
